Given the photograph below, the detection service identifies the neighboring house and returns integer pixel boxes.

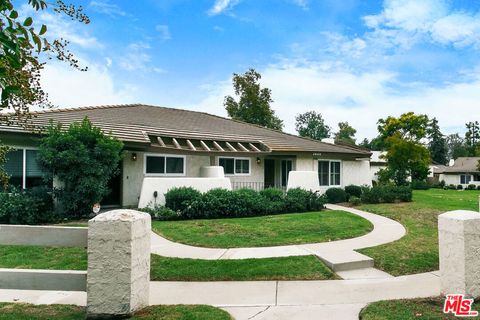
[435,157,480,187]
[369,151,386,183]
[0,104,372,207]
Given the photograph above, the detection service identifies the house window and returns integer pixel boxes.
[318,160,341,186]
[145,154,185,175]
[219,157,250,175]
[460,174,472,184]
[281,160,293,187]
[4,148,43,189]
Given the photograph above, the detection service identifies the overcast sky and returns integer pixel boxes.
[23,0,480,139]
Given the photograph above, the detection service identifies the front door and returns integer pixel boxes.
[102,166,122,207]
[264,159,275,188]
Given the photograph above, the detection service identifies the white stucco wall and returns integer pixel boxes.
[122,152,210,207]
[440,174,460,186]
[370,164,386,183]
[343,160,372,187]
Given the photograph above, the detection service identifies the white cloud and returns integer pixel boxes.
[19,4,100,49]
[40,61,135,108]
[213,25,225,32]
[196,61,478,139]
[156,25,172,41]
[364,0,480,49]
[118,42,152,72]
[89,1,126,17]
[291,0,308,10]
[208,0,240,16]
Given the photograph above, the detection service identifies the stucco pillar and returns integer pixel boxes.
[439,210,480,298]
[87,210,151,318]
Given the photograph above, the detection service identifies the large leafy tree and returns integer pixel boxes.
[465,121,480,156]
[37,118,123,218]
[427,118,448,165]
[334,122,356,145]
[295,111,330,140]
[377,112,431,185]
[446,133,468,160]
[224,69,283,130]
[358,136,384,151]
[0,0,89,125]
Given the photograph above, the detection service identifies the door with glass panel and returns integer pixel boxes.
[281,159,293,188]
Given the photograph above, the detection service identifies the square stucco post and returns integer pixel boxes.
[87,210,151,319]
[439,210,480,299]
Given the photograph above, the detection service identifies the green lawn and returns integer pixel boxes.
[358,189,480,276]
[152,210,373,248]
[0,303,231,320]
[0,245,335,281]
[151,255,336,281]
[360,297,480,320]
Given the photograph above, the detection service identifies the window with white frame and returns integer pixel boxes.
[4,148,44,189]
[145,154,185,175]
[219,157,250,175]
[318,160,341,186]
[460,174,472,184]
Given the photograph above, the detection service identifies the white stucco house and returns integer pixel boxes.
[369,151,386,184]
[0,104,372,207]
[435,157,480,187]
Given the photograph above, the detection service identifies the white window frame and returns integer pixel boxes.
[218,157,251,176]
[144,153,186,177]
[318,160,342,187]
[5,146,39,190]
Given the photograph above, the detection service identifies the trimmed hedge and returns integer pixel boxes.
[411,180,430,190]
[325,187,348,203]
[345,185,362,199]
[0,186,57,225]
[361,185,412,204]
[467,184,477,190]
[145,187,327,220]
[165,187,202,212]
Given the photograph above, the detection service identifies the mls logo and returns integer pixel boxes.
[443,294,478,317]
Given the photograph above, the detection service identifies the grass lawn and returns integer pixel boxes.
[150,255,336,281]
[359,297,480,320]
[0,245,335,281]
[358,189,480,276]
[0,303,231,320]
[152,210,373,248]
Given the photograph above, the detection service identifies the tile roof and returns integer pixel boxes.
[441,157,480,173]
[0,104,371,156]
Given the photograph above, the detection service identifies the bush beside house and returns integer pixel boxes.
[144,187,327,220]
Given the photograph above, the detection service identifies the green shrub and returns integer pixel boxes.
[348,196,362,206]
[141,206,181,221]
[37,118,124,219]
[477,185,480,191]
[284,188,310,212]
[325,187,348,203]
[457,185,463,190]
[467,184,477,190]
[446,184,456,190]
[260,188,285,214]
[360,185,412,204]
[0,186,57,225]
[165,187,202,212]
[234,188,267,216]
[185,188,236,219]
[411,180,430,190]
[345,185,362,199]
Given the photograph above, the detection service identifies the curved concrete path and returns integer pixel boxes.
[150,204,406,271]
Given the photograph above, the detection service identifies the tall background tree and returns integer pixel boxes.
[224,69,283,130]
[0,0,89,125]
[295,111,330,140]
[465,121,480,156]
[427,118,448,165]
[334,122,356,145]
[446,133,468,160]
[377,112,431,185]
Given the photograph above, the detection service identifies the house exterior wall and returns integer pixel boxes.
[122,151,211,207]
[370,164,386,183]
[343,160,372,187]
[440,174,459,186]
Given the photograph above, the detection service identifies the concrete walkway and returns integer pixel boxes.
[0,271,440,320]
[151,204,406,272]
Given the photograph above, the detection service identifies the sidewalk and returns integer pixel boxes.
[0,271,440,320]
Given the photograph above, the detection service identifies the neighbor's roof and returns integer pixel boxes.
[440,157,480,173]
[0,104,371,156]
